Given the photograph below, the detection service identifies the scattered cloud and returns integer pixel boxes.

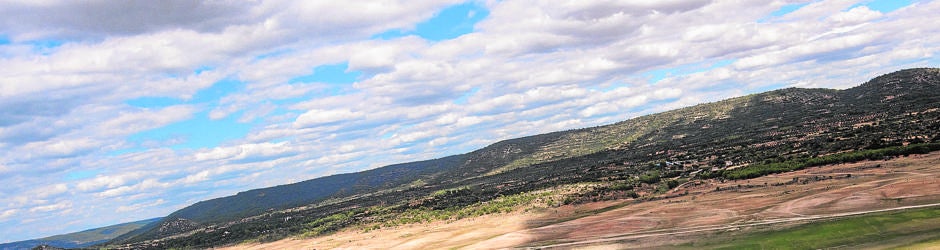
[116,199,166,213]
[0,0,937,243]
[28,201,71,213]
[0,209,18,222]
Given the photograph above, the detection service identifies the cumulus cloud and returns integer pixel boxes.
[31,184,69,199]
[28,201,71,213]
[194,142,297,163]
[0,1,258,39]
[294,109,364,128]
[20,138,102,159]
[116,199,166,213]
[76,173,142,192]
[99,105,197,136]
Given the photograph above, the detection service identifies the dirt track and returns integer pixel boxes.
[218,152,940,249]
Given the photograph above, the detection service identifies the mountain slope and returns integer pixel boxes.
[0,217,159,250]
[112,68,940,248]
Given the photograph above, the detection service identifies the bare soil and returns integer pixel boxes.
[217,152,940,250]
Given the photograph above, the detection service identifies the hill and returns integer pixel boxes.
[213,150,940,249]
[0,217,159,250]
[109,68,940,249]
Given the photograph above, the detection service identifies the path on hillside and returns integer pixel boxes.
[526,202,940,249]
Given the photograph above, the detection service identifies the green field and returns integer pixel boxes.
[680,207,940,249]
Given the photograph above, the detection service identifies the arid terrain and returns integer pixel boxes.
[217,151,940,249]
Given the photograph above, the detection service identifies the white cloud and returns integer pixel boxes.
[116,199,166,213]
[32,184,69,199]
[181,171,212,185]
[829,6,882,24]
[28,201,72,213]
[76,173,143,192]
[95,179,170,198]
[653,87,683,99]
[194,142,297,163]
[0,209,18,221]
[0,1,259,40]
[294,109,363,128]
[349,38,428,71]
[99,105,196,136]
[21,138,102,159]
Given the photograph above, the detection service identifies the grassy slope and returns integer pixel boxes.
[681,207,940,249]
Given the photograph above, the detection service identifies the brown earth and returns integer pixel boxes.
[217,151,940,250]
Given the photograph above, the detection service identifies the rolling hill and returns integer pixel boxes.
[109,68,940,249]
[0,217,159,250]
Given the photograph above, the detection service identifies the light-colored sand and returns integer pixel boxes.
[216,213,547,250]
[218,152,940,250]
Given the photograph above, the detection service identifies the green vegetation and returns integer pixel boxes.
[373,190,551,229]
[719,143,940,180]
[639,171,661,184]
[682,207,940,249]
[300,210,357,237]
[294,188,576,239]
[431,185,472,197]
[892,236,940,249]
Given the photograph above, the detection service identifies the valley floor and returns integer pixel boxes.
[217,151,940,249]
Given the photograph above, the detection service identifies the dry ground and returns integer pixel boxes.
[217,151,940,250]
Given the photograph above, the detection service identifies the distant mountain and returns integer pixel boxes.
[0,217,160,250]
[111,68,940,249]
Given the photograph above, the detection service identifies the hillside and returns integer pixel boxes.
[109,68,940,249]
[217,150,940,249]
[0,218,159,250]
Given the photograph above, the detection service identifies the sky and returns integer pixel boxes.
[0,0,937,243]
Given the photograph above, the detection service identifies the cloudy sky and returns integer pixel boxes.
[0,0,937,242]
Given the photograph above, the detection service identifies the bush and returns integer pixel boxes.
[719,143,940,180]
[639,171,661,184]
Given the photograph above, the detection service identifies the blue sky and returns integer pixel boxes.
[0,0,937,243]
[375,2,489,41]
